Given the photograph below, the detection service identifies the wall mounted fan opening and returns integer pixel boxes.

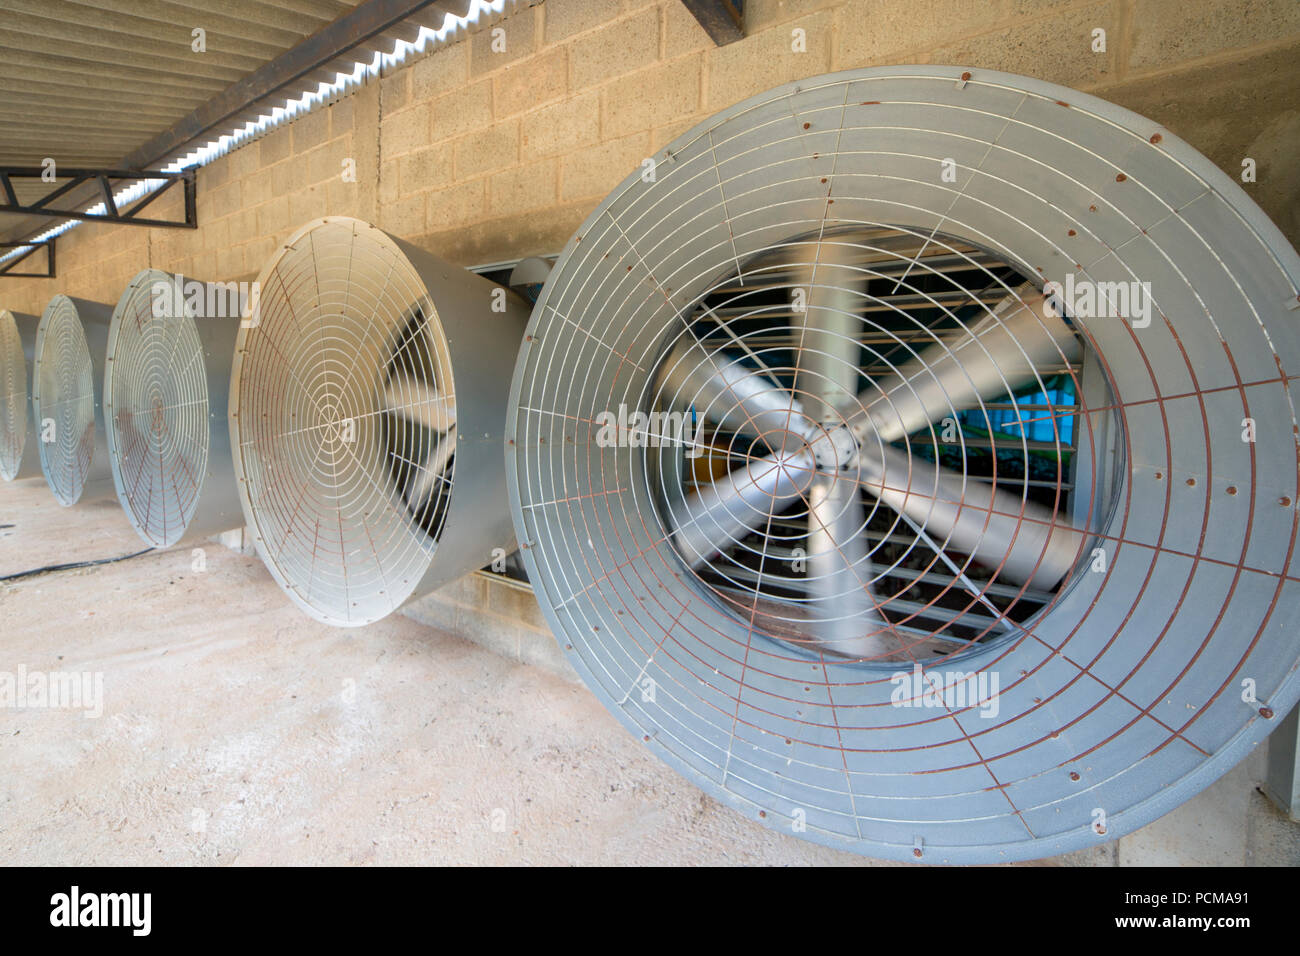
[507,66,1300,863]
[231,217,530,626]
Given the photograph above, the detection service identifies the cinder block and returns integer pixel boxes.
[379,194,427,238]
[470,7,537,75]
[307,135,355,185]
[651,116,700,151]
[706,10,832,110]
[288,184,327,226]
[215,243,244,279]
[430,80,493,141]
[381,103,432,159]
[242,235,277,275]
[663,0,713,57]
[570,8,660,90]
[398,143,453,196]
[227,207,257,244]
[424,201,588,267]
[243,167,274,207]
[490,159,559,216]
[327,93,355,135]
[495,47,569,118]
[437,572,488,607]
[270,160,295,198]
[210,181,242,220]
[425,179,488,232]
[454,122,519,179]
[259,128,292,167]
[837,0,1012,66]
[380,69,410,112]
[745,0,843,31]
[1127,0,1300,74]
[326,179,361,219]
[560,130,651,200]
[521,90,599,159]
[378,159,400,207]
[484,576,551,631]
[292,107,331,154]
[601,58,700,138]
[930,0,1117,90]
[411,38,470,101]
[543,0,614,44]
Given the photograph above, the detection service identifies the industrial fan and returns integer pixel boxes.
[32,294,115,506]
[506,67,1300,862]
[103,270,243,548]
[0,308,41,482]
[230,217,529,626]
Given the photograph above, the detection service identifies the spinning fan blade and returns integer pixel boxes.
[806,475,897,658]
[792,243,864,419]
[858,441,1083,590]
[404,426,455,516]
[669,449,815,568]
[852,286,1080,445]
[792,241,897,656]
[383,371,456,431]
[660,337,807,444]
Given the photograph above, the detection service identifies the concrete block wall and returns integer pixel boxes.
[5,0,1299,323]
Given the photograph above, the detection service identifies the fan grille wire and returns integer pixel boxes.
[507,67,1300,862]
[652,227,1095,658]
[104,271,211,548]
[0,310,28,481]
[230,218,457,626]
[34,296,98,506]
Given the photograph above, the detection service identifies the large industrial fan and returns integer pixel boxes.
[0,308,41,482]
[230,217,530,626]
[506,67,1300,862]
[33,295,116,506]
[103,270,243,548]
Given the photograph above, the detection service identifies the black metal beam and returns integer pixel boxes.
[0,167,195,229]
[0,240,56,279]
[680,0,744,45]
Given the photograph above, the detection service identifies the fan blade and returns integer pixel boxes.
[660,337,805,443]
[384,371,456,431]
[805,475,897,658]
[405,426,455,515]
[858,442,1084,590]
[669,450,815,568]
[852,286,1080,445]
[792,242,864,419]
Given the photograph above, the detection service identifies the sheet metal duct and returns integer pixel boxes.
[103,269,243,549]
[505,66,1300,862]
[230,216,529,626]
[33,294,115,506]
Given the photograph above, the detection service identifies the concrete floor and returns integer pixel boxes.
[2,476,1296,866]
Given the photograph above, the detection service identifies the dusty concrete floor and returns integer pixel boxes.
[2,476,1296,866]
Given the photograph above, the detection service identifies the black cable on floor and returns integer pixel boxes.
[0,547,156,583]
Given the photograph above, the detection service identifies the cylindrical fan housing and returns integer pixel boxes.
[104,269,243,548]
[0,308,42,481]
[231,217,529,626]
[507,66,1300,863]
[33,294,115,506]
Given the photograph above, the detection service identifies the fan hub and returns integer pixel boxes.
[806,421,859,472]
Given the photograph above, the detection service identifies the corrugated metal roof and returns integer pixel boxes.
[0,0,365,167]
[0,0,489,249]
